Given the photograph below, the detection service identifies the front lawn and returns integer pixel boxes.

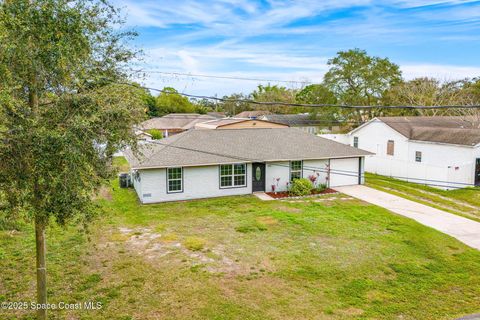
[366,173,480,222]
[1,178,480,319]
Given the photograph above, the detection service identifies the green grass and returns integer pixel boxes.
[1,176,480,319]
[366,173,480,222]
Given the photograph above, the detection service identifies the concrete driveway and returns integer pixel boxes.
[334,185,480,250]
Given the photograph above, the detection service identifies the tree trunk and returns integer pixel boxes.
[35,217,47,320]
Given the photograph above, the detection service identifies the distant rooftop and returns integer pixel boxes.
[261,114,336,127]
[235,110,272,118]
[140,113,217,130]
[376,116,480,146]
[195,118,288,129]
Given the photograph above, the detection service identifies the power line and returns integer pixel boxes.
[132,138,479,190]
[124,82,480,110]
[131,70,311,85]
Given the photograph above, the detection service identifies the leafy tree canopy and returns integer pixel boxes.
[296,84,339,121]
[0,1,144,318]
[324,48,402,106]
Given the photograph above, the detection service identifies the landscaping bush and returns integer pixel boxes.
[316,183,327,192]
[148,129,163,140]
[289,178,313,196]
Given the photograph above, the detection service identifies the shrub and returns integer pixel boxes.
[183,237,206,251]
[289,178,313,196]
[316,183,327,192]
[148,129,163,140]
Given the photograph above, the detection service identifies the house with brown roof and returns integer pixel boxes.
[194,118,288,130]
[322,116,480,189]
[235,110,272,119]
[140,113,218,137]
[124,128,371,203]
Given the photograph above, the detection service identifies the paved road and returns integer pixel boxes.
[334,185,480,250]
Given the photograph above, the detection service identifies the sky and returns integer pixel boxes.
[114,0,480,96]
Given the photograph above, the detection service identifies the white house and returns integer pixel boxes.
[322,116,480,189]
[124,128,371,203]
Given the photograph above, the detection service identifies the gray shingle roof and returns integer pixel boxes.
[235,110,272,118]
[377,116,480,146]
[124,128,372,169]
[140,113,217,130]
[261,114,328,126]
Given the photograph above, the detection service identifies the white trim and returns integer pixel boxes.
[219,163,247,188]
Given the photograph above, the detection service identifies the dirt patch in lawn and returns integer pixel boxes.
[106,227,259,275]
[93,185,113,201]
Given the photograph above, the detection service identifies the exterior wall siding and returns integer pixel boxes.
[136,164,252,203]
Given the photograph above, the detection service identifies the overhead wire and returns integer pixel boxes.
[121,81,480,110]
[138,138,479,190]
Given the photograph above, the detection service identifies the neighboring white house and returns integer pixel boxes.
[124,128,371,203]
[322,116,480,189]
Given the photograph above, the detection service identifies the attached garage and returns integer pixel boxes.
[329,157,364,187]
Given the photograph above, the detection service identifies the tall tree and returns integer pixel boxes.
[295,84,339,122]
[251,84,298,113]
[382,77,477,117]
[154,87,196,115]
[324,48,402,120]
[0,1,144,319]
[219,93,252,116]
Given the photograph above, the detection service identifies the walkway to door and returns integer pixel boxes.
[335,185,480,250]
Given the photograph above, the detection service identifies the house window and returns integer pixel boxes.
[415,151,422,162]
[387,140,395,156]
[290,160,303,181]
[167,167,183,193]
[220,164,246,188]
[353,136,359,148]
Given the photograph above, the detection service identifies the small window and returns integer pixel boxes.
[353,136,359,148]
[387,140,395,156]
[290,160,303,181]
[167,167,183,193]
[220,164,246,188]
[415,151,422,162]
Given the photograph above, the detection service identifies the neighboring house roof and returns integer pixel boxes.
[134,129,152,137]
[235,110,272,118]
[194,118,289,129]
[261,114,335,127]
[141,113,217,130]
[124,128,372,169]
[375,116,480,146]
[206,112,226,118]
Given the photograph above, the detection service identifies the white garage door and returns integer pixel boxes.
[329,158,360,187]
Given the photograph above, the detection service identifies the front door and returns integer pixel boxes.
[252,163,266,192]
[475,158,480,186]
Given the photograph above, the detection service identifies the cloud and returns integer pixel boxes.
[401,64,480,80]
[116,0,480,96]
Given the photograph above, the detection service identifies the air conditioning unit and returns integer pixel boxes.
[119,173,132,188]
